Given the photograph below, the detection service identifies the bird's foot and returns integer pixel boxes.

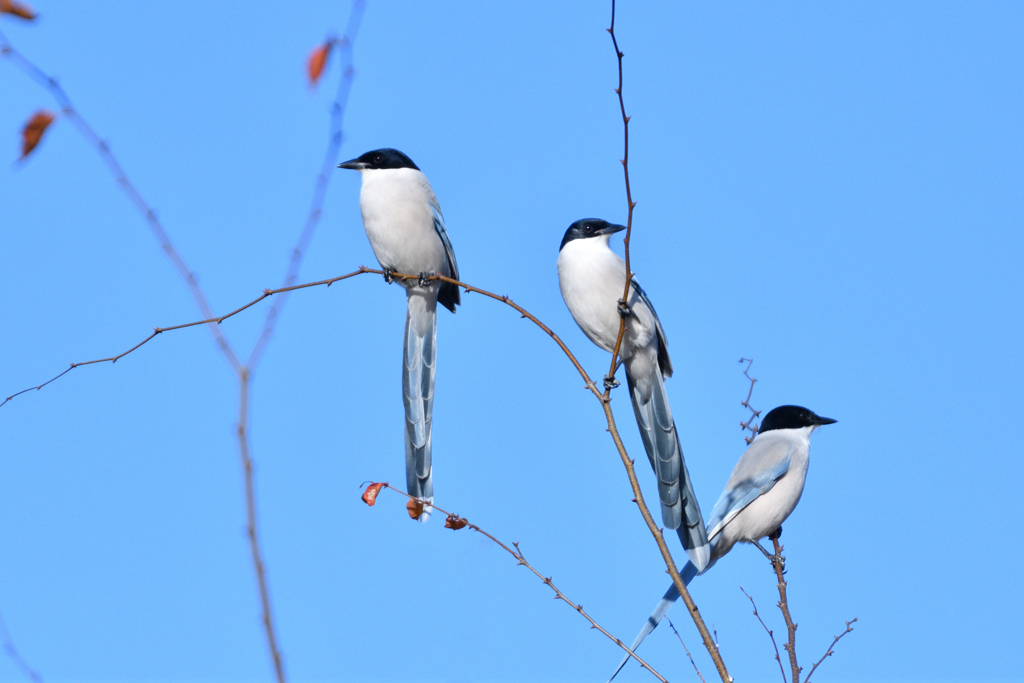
[382,267,395,284]
[604,375,620,391]
[753,540,785,568]
[617,299,633,318]
[417,272,433,288]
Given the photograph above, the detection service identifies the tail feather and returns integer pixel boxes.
[403,299,437,522]
[607,560,701,683]
[627,368,710,570]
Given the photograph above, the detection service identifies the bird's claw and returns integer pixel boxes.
[382,267,395,284]
[418,272,432,288]
[604,375,620,391]
[617,300,632,318]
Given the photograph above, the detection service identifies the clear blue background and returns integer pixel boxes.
[2,2,1022,681]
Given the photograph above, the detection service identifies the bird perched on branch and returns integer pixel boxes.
[556,218,710,570]
[338,148,460,522]
[607,404,837,682]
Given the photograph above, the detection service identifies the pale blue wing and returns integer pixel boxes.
[706,442,793,540]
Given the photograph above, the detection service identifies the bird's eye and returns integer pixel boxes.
[374,154,384,164]
[584,224,594,233]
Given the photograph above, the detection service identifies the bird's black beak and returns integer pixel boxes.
[601,223,628,236]
[337,158,365,170]
[813,415,837,426]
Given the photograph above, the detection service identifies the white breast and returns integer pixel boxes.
[557,236,657,357]
[358,168,449,278]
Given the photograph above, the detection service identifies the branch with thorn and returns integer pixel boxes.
[803,618,857,683]
[363,483,668,683]
[739,357,761,444]
[740,586,787,683]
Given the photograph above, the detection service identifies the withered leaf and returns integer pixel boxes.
[20,110,54,159]
[0,0,36,20]
[361,482,385,506]
[406,498,424,519]
[306,40,333,86]
[444,515,468,530]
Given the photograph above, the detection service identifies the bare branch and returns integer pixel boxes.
[738,358,761,445]
[0,270,369,409]
[803,618,857,683]
[237,371,285,682]
[664,617,706,683]
[0,27,240,370]
[770,537,801,683]
[247,0,365,371]
[368,484,668,683]
[740,586,787,683]
[604,0,637,399]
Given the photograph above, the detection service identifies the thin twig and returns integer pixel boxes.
[770,537,801,683]
[247,0,365,370]
[237,370,285,681]
[665,617,706,683]
[0,270,369,408]
[0,608,42,682]
[0,27,240,370]
[739,358,761,445]
[370,484,668,683]
[604,0,638,400]
[740,586,786,683]
[803,619,856,683]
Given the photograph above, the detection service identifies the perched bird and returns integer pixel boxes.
[608,404,837,682]
[338,148,460,522]
[556,218,710,570]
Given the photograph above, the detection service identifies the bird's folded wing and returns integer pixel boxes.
[706,441,793,540]
[630,276,672,377]
[430,203,461,312]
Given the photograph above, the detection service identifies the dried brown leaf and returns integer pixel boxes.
[20,110,54,159]
[306,41,333,86]
[406,498,424,519]
[444,515,468,530]
[0,0,36,20]
[361,482,385,506]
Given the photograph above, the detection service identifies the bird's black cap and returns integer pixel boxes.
[559,218,627,251]
[759,405,837,433]
[338,148,420,171]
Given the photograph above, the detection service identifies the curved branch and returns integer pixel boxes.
[371,484,668,683]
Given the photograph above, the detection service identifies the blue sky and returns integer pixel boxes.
[2,2,1022,681]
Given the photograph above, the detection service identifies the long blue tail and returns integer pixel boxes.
[402,296,437,521]
[607,560,701,682]
[626,366,710,571]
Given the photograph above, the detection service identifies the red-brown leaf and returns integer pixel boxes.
[20,110,54,159]
[444,515,468,530]
[0,0,37,20]
[361,482,385,506]
[406,498,424,519]
[306,41,332,86]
